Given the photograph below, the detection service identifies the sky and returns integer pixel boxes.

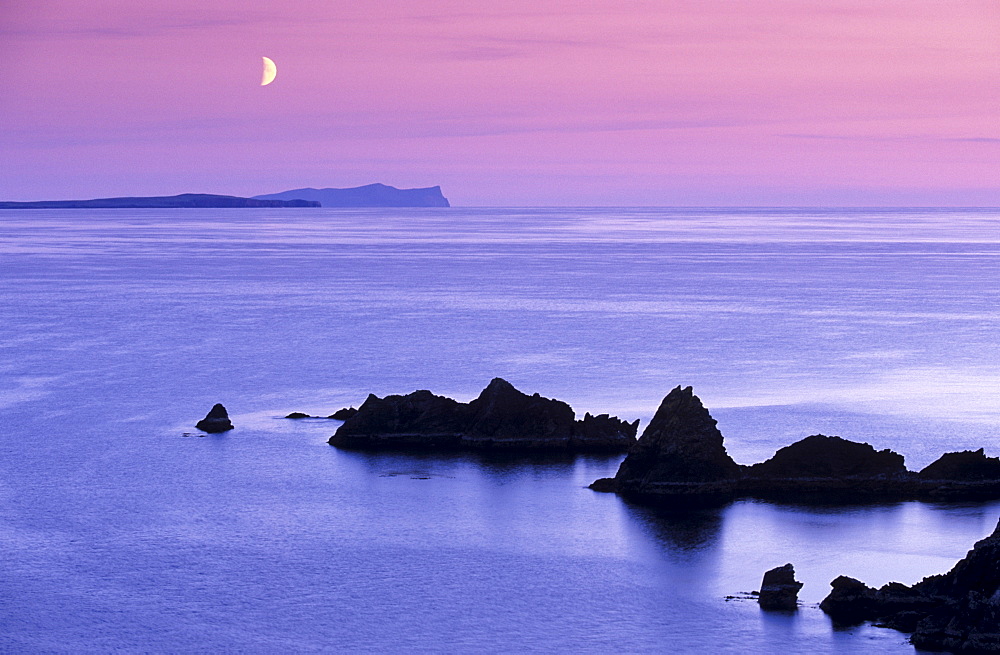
[3,1,1000,206]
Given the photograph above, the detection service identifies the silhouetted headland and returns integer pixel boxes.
[590,385,1000,503]
[0,193,320,209]
[254,183,450,207]
[328,377,637,452]
[821,518,1000,651]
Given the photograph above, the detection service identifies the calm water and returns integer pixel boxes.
[2,207,1000,653]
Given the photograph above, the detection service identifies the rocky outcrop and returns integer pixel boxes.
[330,390,470,449]
[285,412,312,419]
[329,407,358,420]
[821,518,1000,651]
[759,563,803,611]
[328,378,637,452]
[920,449,1000,482]
[590,386,1000,504]
[747,435,906,479]
[608,386,741,499]
[196,404,234,433]
[572,412,640,451]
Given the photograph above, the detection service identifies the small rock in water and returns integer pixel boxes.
[759,563,803,611]
[196,403,234,433]
[285,412,312,419]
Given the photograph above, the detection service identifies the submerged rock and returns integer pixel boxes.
[196,404,233,433]
[820,518,1000,652]
[329,378,637,452]
[759,563,803,611]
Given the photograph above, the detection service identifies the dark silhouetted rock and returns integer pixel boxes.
[329,407,358,420]
[612,386,742,500]
[254,183,450,207]
[588,477,617,492]
[0,193,319,209]
[759,563,803,611]
[747,435,907,479]
[196,404,234,433]
[461,378,583,449]
[592,385,1000,505]
[328,379,637,452]
[330,391,470,449]
[285,412,312,419]
[820,518,1000,651]
[820,576,880,624]
[572,412,640,452]
[919,449,1000,481]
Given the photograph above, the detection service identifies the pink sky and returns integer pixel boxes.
[3,1,999,205]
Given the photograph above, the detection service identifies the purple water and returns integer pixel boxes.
[2,207,999,652]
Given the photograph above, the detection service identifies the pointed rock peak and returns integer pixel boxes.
[195,403,234,433]
[474,377,526,402]
[486,377,517,392]
[669,384,693,397]
[205,403,229,419]
[614,385,740,486]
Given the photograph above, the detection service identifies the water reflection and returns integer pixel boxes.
[623,501,725,554]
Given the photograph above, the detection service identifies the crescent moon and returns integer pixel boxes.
[261,56,277,86]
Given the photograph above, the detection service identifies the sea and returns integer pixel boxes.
[2,207,999,653]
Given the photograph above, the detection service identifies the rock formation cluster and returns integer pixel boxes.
[328,378,638,452]
[591,386,1000,503]
[821,519,1000,651]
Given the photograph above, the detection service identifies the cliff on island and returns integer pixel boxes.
[328,378,638,452]
[821,518,1000,652]
[590,385,1000,503]
[0,193,319,209]
[254,183,450,207]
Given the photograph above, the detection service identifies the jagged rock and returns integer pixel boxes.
[759,563,803,611]
[328,379,637,452]
[328,407,358,420]
[820,518,1000,651]
[572,413,640,451]
[920,449,1000,481]
[747,435,907,479]
[612,386,741,500]
[592,385,1000,504]
[196,404,234,433]
[285,412,312,419]
[330,391,470,448]
[462,378,576,448]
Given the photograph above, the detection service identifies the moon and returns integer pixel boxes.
[261,57,277,86]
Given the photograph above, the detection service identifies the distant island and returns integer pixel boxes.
[254,183,450,207]
[1,184,451,209]
[0,193,319,209]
